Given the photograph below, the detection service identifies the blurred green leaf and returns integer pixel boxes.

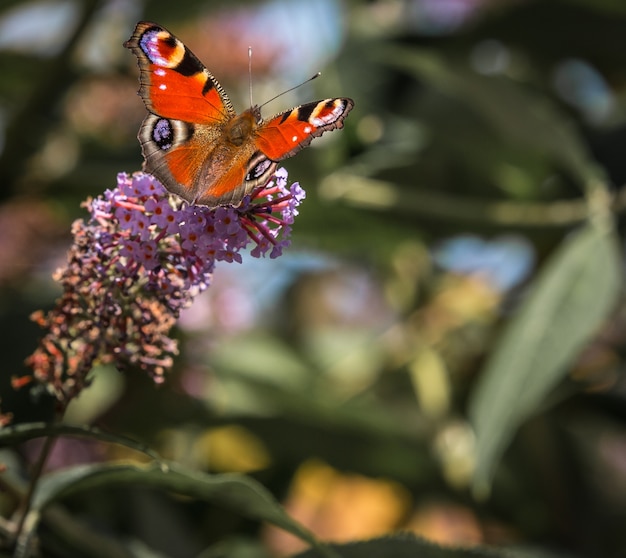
[0,422,161,461]
[382,45,598,186]
[29,462,337,557]
[469,221,621,495]
[292,532,512,558]
[199,537,272,558]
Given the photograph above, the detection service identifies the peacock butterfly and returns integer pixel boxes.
[124,21,354,208]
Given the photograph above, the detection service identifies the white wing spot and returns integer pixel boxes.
[155,68,166,76]
[304,126,312,133]
[292,135,298,142]
[159,84,167,90]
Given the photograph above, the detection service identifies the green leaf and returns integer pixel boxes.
[199,537,272,558]
[291,532,512,557]
[469,222,622,496]
[0,422,162,462]
[29,462,337,558]
[381,45,599,185]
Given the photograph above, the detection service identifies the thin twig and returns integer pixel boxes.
[13,432,58,542]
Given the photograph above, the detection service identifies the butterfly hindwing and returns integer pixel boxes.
[140,113,278,207]
[124,22,234,124]
[139,114,207,201]
[256,98,354,161]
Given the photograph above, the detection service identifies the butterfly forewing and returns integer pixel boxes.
[256,99,354,161]
[125,22,234,124]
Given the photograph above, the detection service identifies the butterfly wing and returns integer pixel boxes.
[126,22,244,204]
[139,112,277,207]
[255,98,354,161]
[124,21,235,124]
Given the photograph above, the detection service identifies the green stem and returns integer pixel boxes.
[13,408,65,556]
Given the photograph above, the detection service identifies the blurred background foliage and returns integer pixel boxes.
[1,0,626,556]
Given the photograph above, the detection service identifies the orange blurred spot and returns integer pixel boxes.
[264,459,411,555]
[405,500,482,546]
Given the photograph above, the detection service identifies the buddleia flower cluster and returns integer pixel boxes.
[23,169,304,407]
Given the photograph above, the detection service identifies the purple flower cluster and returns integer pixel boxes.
[24,169,304,406]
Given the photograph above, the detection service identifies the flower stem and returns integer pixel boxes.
[14,412,63,547]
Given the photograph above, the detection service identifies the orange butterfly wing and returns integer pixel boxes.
[126,22,249,205]
[256,99,354,161]
[124,21,233,124]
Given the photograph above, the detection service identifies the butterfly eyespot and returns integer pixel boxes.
[139,29,185,68]
[246,157,273,180]
[152,118,174,150]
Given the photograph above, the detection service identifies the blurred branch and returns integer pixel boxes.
[321,172,626,229]
[14,433,57,556]
[0,0,101,201]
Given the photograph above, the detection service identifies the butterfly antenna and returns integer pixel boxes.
[248,46,254,108]
[258,72,321,109]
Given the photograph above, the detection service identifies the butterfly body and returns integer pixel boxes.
[125,22,354,207]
